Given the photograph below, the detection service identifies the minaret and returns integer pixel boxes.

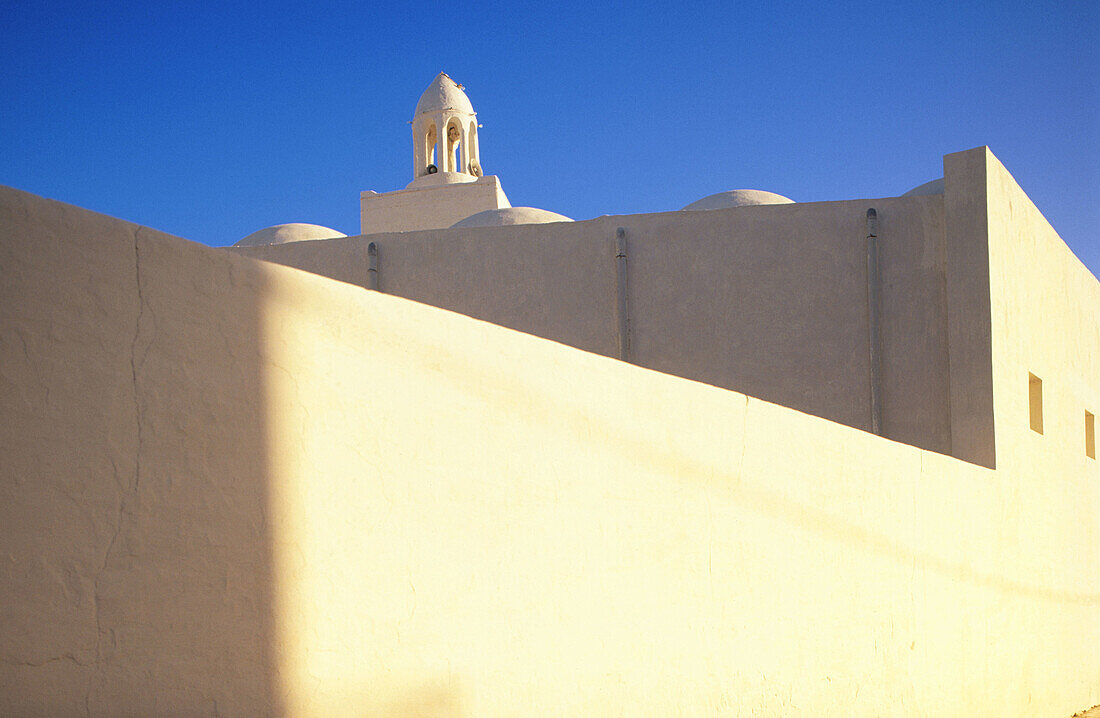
[359,73,510,234]
[410,73,482,184]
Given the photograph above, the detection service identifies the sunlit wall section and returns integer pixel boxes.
[257,256,1099,717]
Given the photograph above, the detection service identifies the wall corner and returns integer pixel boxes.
[942,147,997,468]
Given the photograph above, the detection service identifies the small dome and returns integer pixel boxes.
[451,207,573,229]
[234,223,346,247]
[901,178,944,197]
[414,73,475,117]
[681,190,794,211]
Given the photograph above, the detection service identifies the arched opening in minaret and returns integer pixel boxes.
[445,119,462,174]
[423,123,438,173]
[467,120,480,176]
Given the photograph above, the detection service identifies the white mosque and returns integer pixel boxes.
[1,72,1097,717]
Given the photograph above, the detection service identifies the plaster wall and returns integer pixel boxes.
[0,188,279,714]
[983,148,1100,593]
[2,186,1096,715]
[359,175,510,234]
[942,148,997,467]
[241,194,953,455]
[258,256,1097,717]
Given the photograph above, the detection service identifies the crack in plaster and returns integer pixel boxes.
[8,329,51,409]
[1,653,88,668]
[130,229,149,498]
[87,227,150,715]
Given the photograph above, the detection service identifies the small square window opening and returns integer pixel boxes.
[1086,411,1095,459]
[1028,373,1043,434]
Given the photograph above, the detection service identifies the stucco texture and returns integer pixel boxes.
[1,180,1097,715]
[241,192,952,456]
[0,188,277,714]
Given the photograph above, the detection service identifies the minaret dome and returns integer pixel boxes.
[411,73,481,182]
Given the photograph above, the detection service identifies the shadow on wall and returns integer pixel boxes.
[3,186,1094,715]
[0,188,462,716]
[0,189,285,714]
[235,193,954,460]
[357,297,1100,608]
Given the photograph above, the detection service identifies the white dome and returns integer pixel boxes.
[414,73,475,117]
[234,223,346,247]
[902,178,944,197]
[681,189,794,211]
[451,207,573,229]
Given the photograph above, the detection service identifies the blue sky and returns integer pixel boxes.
[2,1,1097,274]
